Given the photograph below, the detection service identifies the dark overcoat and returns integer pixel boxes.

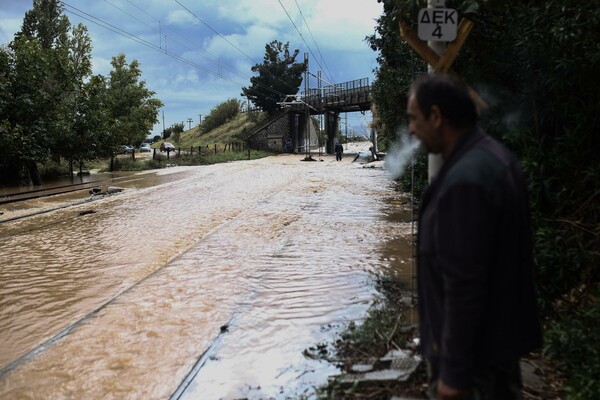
[416,128,542,389]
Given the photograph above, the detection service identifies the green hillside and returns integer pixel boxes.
[154,112,264,150]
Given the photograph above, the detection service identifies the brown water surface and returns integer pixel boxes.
[0,153,414,399]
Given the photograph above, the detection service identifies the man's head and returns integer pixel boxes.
[407,74,478,155]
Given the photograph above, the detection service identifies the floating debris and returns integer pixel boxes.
[78,210,96,216]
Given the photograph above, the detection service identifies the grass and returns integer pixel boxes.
[103,111,273,172]
[154,112,262,150]
[312,272,427,399]
[29,112,270,178]
[101,149,275,172]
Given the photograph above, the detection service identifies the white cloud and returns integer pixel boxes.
[309,0,382,51]
[166,9,200,26]
[204,24,278,61]
[215,0,286,27]
[0,0,383,136]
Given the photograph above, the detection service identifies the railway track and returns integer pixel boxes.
[0,176,139,205]
[0,175,155,224]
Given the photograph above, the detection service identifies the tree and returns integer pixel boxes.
[366,0,425,151]
[0,0,164,180]
[241,40,307,115]
[0,0,93,184]
[170,122,184,146]
[370,1,599,397]
[70,75,110,174]
[55,23,94,174]
[3,0,73,184]
[105,54,163,159]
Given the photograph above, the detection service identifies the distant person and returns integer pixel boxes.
[334,142,344,161]
[406,74,542,400]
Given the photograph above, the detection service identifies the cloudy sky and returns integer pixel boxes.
[1,0,383,138]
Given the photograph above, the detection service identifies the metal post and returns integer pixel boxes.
[304,53,310,158]
[318,71,323,157]
[345,113,348,150]
[427,0,446,182]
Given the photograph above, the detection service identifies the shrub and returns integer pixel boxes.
[201,99,241,134]
[545,286,600,400]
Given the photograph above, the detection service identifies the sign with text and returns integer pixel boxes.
[418,8,458,41]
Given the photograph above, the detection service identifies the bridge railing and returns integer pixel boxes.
[300,77,371,112]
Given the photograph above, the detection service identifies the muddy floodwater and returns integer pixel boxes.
[0,151,415,399]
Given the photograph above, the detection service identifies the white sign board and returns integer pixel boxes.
[418,8,458,41]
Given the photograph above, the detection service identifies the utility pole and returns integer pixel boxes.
[187,118,193,130]
[318,70,323,157]
[162,111,165,138]
[303,52,310,159]
[198,114,202,126]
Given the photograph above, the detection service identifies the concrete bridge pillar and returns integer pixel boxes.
[325,111,339,154]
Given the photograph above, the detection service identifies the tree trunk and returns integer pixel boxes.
[27,161,42,186]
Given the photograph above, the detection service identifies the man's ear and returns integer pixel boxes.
[429,105,442,129]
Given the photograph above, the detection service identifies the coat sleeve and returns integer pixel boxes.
[435,183,496,389]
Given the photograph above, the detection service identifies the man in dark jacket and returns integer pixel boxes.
[407,74,542,400]
[334,142,344,161]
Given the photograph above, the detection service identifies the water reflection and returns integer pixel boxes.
[0,154,414,399]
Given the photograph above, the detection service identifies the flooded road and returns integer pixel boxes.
[0,151,414,399]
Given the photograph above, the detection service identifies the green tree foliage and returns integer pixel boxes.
[201,98,241,133]
[370,1,599,397]
[55,23,95,173]
[0,1,163,182]
[241,40,307,115]
[0,0,76,184]
[170,122,184,146]
[70,75,111,168]
[366,1,425,151]
[106,54,163,153]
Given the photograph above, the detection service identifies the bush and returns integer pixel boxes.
[201,99,241,134]
[545,286,600,400]
[106,157,166,172]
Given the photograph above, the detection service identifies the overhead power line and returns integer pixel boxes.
[172,0,257,66]
[104,0,253,81]
[60,1,289,101]
[292,0,334,83]
[171,0,304,94]
[277,0,334,85]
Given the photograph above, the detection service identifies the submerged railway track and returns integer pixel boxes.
[0,175,152,224]
[0,175,138,205]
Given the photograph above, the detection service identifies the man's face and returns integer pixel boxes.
[407,94,442,154]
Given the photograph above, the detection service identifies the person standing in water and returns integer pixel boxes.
[334,141,344,161]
